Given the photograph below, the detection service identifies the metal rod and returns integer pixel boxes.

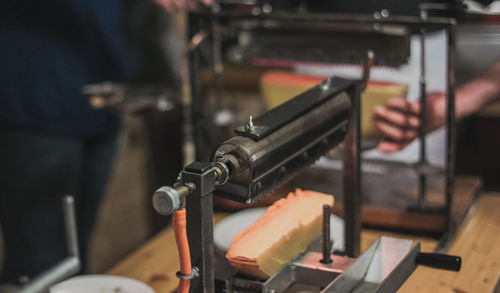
[191,10,456,28]
[418,9,428,208]
[446,22,457,232]
[17,196,80,293]
[361,50,375,90]
[343,83,362,258]
[212,19,224,111]
[320,205,332,264]
[181,13,196,166]
[63,196,79,258]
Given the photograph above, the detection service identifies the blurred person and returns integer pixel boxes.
[373,59,500,152]
[0,0,209,287]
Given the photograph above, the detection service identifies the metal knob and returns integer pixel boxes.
[153,186,180,215]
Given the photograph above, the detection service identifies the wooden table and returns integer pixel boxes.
[108,194,500,293]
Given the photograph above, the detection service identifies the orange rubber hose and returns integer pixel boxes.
[174,209,191,293]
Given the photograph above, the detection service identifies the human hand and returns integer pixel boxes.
[373,92,446,152]
[154,0,212,12]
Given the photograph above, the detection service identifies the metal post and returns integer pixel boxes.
[418,9,428,208]
[321,205,332,264]
[212,18,224,111]
[181,13,196,166]
[445,22,457,232]
[343,83,362,257]
[182,162,217,293]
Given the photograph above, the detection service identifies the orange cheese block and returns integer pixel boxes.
[225,189,334,279]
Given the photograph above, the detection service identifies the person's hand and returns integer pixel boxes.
[155,0,212,12]
[373,92,446,152]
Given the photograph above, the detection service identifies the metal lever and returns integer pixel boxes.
[320,204,332,264]
[416,252,461,272]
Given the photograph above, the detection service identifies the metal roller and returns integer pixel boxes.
[212,77,354,203]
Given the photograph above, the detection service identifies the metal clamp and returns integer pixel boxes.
[176,267,200,280]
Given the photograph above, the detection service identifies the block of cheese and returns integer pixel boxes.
[225,189,334,279]
[260,71,407,138]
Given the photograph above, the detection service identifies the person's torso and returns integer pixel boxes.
[0,0,129,137]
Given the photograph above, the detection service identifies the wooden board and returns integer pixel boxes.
[398,194,500,293]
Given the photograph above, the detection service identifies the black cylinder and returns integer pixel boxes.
[320,204,333,264]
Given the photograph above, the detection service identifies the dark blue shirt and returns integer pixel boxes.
[0,0,129,138]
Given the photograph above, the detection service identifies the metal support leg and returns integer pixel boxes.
[182,162,217,293]
[446,23,457,232]
[343,84,362,258]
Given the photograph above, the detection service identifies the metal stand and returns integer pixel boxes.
[414,5,457,237]
[343,82,362,258]
[17,196,80,293]
[445,19,457,233]
[418,9,429,209]
[181,163,217,293]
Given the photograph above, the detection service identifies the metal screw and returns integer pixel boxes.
[245,116,255,132]
[420,9,428,20]
[184,182,197,192]
[381,9,389,18]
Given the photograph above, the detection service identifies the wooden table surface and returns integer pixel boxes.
[108,194,500,293]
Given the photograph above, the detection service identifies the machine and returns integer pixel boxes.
[152,75,461,292]
[183,4,465,247]
[149,2,471,292]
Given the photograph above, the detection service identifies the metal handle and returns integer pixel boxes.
[416,252,461,272]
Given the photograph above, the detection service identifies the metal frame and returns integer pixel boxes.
[181,9,458,292]
[187,9,458,234]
